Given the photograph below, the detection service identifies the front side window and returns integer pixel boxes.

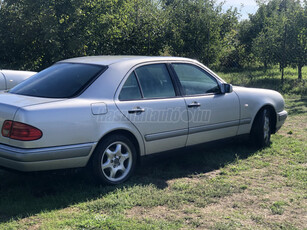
[172,64,220,95]
[10,63,106,98]
[135,64,176,99]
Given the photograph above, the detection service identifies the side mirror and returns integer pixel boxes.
[221,83,233,94]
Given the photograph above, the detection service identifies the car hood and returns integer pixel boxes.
[233,86,283,99]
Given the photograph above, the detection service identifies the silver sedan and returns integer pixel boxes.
[0,70,36,92]
[0,56,287,184]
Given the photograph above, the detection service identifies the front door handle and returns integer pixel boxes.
[128,107,145,114]
[188,101,201,108]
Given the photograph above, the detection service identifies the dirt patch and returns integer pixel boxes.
[126,187,306,229]
[126,162,306,230]
[18,216,42,230]
[126,206,181,222]
[199,189,306,228]
[166,169,222,186]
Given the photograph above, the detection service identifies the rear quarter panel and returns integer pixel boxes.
[12,99,145,156]
[0,104,20,146]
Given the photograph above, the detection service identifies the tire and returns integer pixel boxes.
[91,134,137,185]
[251,108,272,148]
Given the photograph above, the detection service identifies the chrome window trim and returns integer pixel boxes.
[114,60,225,102]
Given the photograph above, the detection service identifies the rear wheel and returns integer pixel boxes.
[251,108,271,148]
[92,135,137,185]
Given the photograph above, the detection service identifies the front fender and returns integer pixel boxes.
[233,86,285,134]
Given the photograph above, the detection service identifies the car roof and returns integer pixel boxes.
[58,56,196,66]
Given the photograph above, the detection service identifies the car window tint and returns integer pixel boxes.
[135,64,175,99]
[172,64,220,95]
[9,63,105,98]
[119,72,142,101]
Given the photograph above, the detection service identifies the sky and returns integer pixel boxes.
[216,0,258,20]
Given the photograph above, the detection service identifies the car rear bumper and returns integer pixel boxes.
[0,142,97,172]
[276,110,288,132]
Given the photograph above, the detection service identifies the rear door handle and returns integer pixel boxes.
[188,101,201,108]
[128,107,145,114]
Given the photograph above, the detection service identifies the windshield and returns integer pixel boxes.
[10,63,106,98]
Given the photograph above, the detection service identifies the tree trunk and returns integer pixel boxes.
[298,64,302,81]
[279,63,284,83]
[281,66,284,83]
[264,61,267,72]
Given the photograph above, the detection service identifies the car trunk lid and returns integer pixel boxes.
[0,93,62,145]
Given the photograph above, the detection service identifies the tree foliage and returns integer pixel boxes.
[239,0,306,80]
[0,0,167,70]
[164,0,239,67]
[0,0,305,82]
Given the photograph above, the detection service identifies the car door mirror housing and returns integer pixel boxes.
[221,83,233,94]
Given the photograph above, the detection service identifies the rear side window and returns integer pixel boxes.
[10,63,106,98]
[119,64,176,101]
[119,72,142,101]
[135,64,175,99]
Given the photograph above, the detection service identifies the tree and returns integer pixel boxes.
[0,0,87,70]
[164,0,238,67]
[286,0,307,80]
[0,0,167,70]
[243,0,306,80]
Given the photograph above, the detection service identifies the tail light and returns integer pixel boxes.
[1,120,42,141]
[1,120,13,137]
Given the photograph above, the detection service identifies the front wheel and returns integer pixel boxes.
[92,135,137,185]
[251,108,272,148]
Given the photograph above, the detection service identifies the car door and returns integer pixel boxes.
[115,63,189,155]
[171,63,240,146]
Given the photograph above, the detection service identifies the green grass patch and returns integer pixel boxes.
[217,66,307,96]
[0,76,306,229]
[270,201,288,215]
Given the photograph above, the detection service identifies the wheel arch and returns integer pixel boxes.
[88,129,143,166]
[251,104,277,134]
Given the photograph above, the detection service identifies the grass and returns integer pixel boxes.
[0,67,306,229]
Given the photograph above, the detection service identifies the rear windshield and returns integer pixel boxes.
[9,63,106,98]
